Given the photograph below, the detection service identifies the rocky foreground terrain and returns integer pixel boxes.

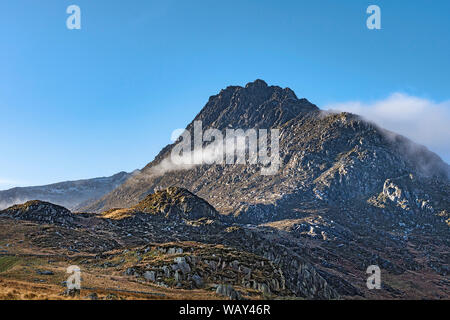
[0,80,448,300]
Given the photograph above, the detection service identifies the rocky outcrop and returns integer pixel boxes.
[102,187,223,222]
[123,243,289,298]
[0,200,77,225]
[133,187,221,220]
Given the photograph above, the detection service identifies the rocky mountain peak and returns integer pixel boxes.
[191,80,318,131]
[245,79,268,88]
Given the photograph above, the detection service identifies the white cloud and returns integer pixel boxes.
[324,93,450,163]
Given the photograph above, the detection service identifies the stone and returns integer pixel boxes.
[174,257,191,274]
[86,293,98,300]
[215,284,241,300]
[162,265,171,277]
[192,274,204,288]
[36,270,54,276]
[144,271,156,282]
[174,270,182,282]
[125,267,135,276]
[62,288,80,297]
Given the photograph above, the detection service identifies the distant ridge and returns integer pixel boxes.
[0,171,132,211]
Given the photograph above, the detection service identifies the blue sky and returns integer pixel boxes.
[0,0,449,189]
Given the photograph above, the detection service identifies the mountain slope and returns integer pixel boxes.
[83,80,449,225]
[0,171,132,211]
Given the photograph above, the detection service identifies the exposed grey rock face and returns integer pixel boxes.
[144,271,156,282]
[0,171,131,211]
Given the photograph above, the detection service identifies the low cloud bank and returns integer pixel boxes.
[324,93,450,163]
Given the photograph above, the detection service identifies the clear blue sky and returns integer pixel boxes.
[1,0,449,189]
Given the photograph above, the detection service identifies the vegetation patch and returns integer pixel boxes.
[0,256,21,273]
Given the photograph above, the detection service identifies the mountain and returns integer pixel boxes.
[75,79,449,298]
[83,80,449,224]
[1,80,448,300]
[0,171,132,211]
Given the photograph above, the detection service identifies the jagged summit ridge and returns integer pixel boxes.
[192,79,318,131]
